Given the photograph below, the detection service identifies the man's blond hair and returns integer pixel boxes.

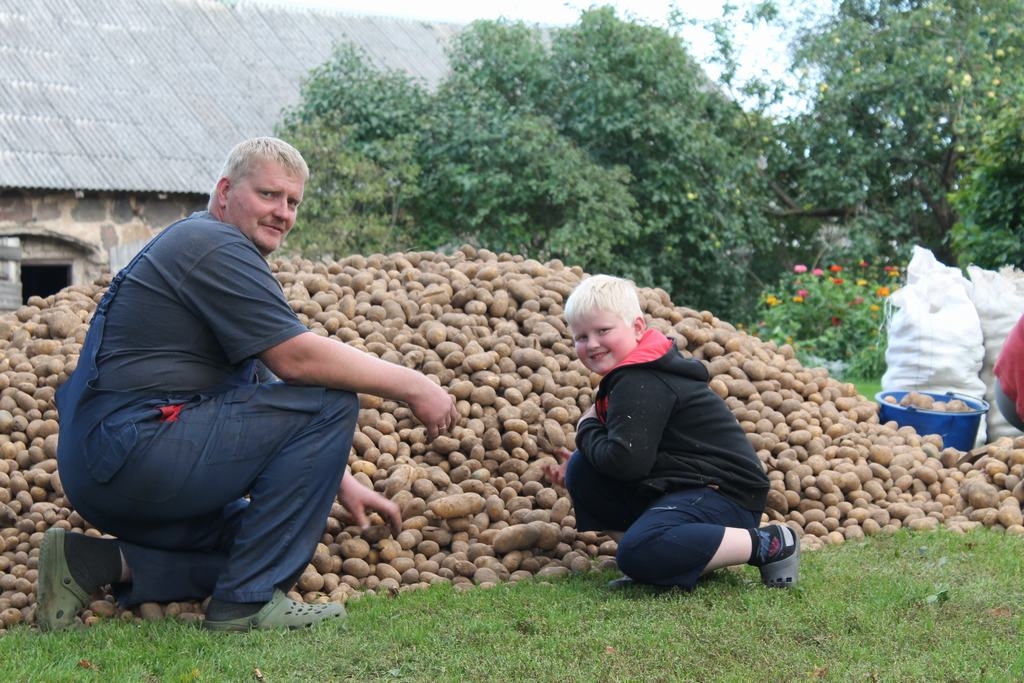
[565,274,644,328]
[208,137,309,210]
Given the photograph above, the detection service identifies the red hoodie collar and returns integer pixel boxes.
[607,328,672,373]
[592,329,672,425]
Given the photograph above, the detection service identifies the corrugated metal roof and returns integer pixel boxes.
[0,0,461,194]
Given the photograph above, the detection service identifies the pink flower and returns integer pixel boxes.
[812,268,824,276]
[797,289,809,297]
[793,264,808,273]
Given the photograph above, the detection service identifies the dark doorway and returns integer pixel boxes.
[21,263,71,303]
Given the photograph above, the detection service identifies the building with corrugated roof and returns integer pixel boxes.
[0,0,461,306]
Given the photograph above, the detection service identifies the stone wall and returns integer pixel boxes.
[0,189,207,299]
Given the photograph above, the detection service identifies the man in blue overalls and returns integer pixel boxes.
[37,137,458,632]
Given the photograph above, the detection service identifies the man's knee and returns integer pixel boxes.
[323,388,359,413]
[321,389,359,428]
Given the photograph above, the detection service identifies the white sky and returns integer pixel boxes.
[254,0,806,102]
[267,1,711,27]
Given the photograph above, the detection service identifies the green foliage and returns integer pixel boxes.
[545,8,777,317]
[759,0,1024,268]
[279,8,779,320]
[415,105,641,271]
[278,45,429,257]
[950,93,1024,269]
[284,119,420,258]
[441,19,556,109]
[417,9,779,317]
[286,44,429,141]
[413,20,643,270]
[751,259,901,378]
[278,2,1024,319]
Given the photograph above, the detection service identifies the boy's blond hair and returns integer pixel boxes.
[564,274,644,328]
[208,137,309,210]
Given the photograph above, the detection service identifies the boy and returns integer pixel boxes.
[544,274,800,589]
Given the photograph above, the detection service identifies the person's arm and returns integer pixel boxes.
[541,447,574,487]
[260,331,457,440]
[338,472,402,536]
[576,372,675,481]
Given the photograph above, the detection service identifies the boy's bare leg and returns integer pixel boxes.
[705,525,800,587]
[702,527,752,574]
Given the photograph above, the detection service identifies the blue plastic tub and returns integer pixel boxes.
[875,390,988,451]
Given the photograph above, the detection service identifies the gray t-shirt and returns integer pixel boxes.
[94,212,307,393]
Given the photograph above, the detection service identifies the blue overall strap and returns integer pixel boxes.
[56,222,189,425]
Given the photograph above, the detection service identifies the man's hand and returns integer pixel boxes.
[408,377,459,441]
[261,333,457,442]
[541,447,574,488]
[338,472,402,537]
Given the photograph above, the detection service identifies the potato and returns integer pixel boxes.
[428,493,486,519]
[492,524,541,554]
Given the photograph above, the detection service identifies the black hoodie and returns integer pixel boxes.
[576,329,769,512]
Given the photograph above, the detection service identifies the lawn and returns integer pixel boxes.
[1,528,1021,682]
[848,376,882,402]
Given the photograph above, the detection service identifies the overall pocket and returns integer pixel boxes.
[85,418,137,483]
[87,411,200,503]
[196,382,326,465]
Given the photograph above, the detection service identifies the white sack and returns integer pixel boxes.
[966,264,1024,442]
[882,246,986,446]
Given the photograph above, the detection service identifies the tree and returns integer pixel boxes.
[427,9,777,317]
[279,10,777,319]
[546,8,777,315]
[950,93,1024,268]
[414,101,641,272]
[412,19,642,276]
[757,0,1024,267]
[284,119,420,258]
[277,45,429,257]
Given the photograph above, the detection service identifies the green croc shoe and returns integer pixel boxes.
[36,528,91,632]
[204,590,346,632]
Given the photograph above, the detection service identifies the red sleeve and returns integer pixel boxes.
[994,314,1024,415]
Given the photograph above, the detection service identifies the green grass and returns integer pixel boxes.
[849,376,883,402]
[2,529,1022,682]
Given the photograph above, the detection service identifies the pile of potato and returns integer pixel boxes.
[884,391,976,413]
[1,245,1022,631]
